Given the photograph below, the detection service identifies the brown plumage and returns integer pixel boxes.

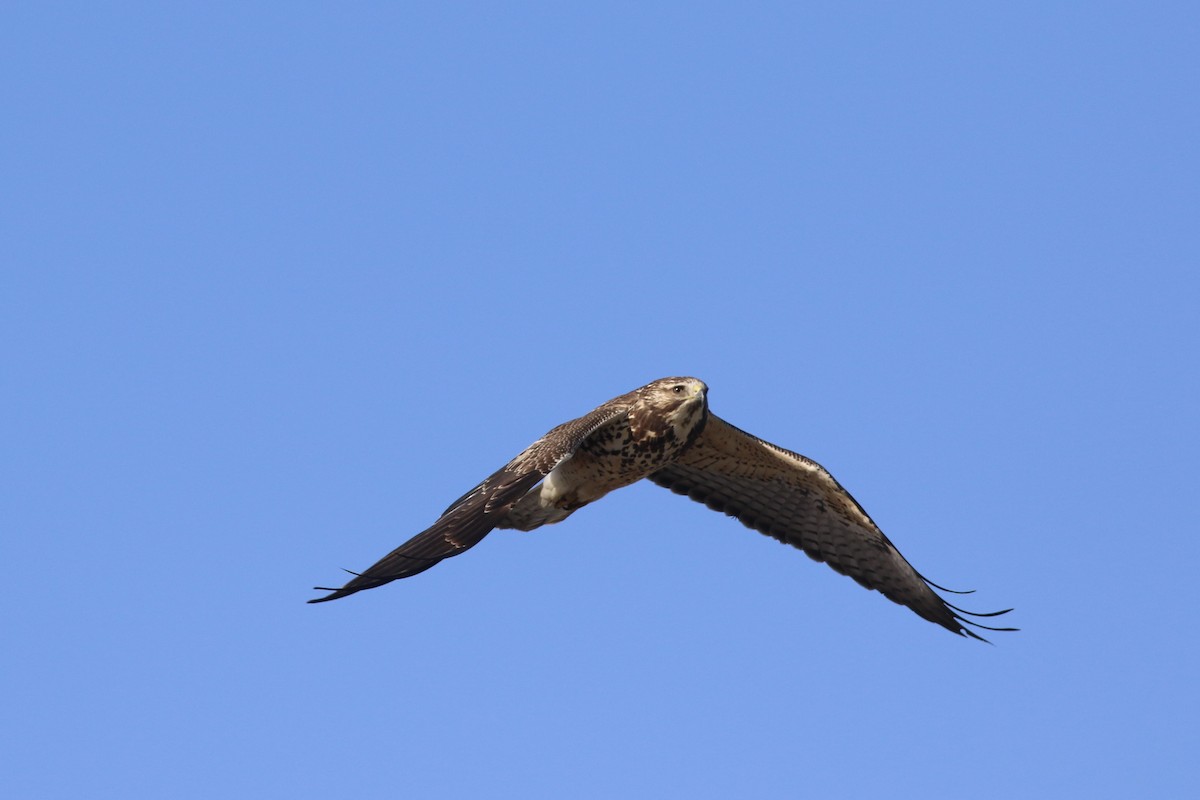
[310,377,1013,641]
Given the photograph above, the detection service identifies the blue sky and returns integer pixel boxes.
[3,3,1198,797]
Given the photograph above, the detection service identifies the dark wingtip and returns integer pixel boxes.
[946,602,1015,619]
[306,567,367,603]
[958,626,993,644]
[925,580,977,595]
[307,583,362,604]
[922,571,1017,643]
[953,612,1019,643]
[965,619,1020,633]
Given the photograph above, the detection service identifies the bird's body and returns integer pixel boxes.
[502,378,708,530]
[311,377,1013,641]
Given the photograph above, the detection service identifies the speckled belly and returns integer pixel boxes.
[500,418,695,531]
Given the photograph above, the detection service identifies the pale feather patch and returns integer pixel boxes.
[538,464,569,506]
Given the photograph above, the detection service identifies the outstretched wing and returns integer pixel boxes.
[309,400,632,603]
[647,414,1014,640]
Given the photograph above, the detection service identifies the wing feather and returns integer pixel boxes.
[647,414,1013,639]
[309,399,633,603]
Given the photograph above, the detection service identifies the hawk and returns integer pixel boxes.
[310,377,1013,640]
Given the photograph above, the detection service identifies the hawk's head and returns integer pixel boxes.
[630,377,709,442]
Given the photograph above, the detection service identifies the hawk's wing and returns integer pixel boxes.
[309,399,632,603]
[647,414,1013,640]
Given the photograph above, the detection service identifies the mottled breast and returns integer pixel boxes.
[578,376,709,482]
[500,376,708,530]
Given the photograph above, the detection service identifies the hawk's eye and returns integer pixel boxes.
[672,385,685,394]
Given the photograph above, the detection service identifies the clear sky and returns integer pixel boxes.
[4,3,1198,798]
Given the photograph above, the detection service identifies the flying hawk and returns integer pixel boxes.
[310,377,1013,640]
